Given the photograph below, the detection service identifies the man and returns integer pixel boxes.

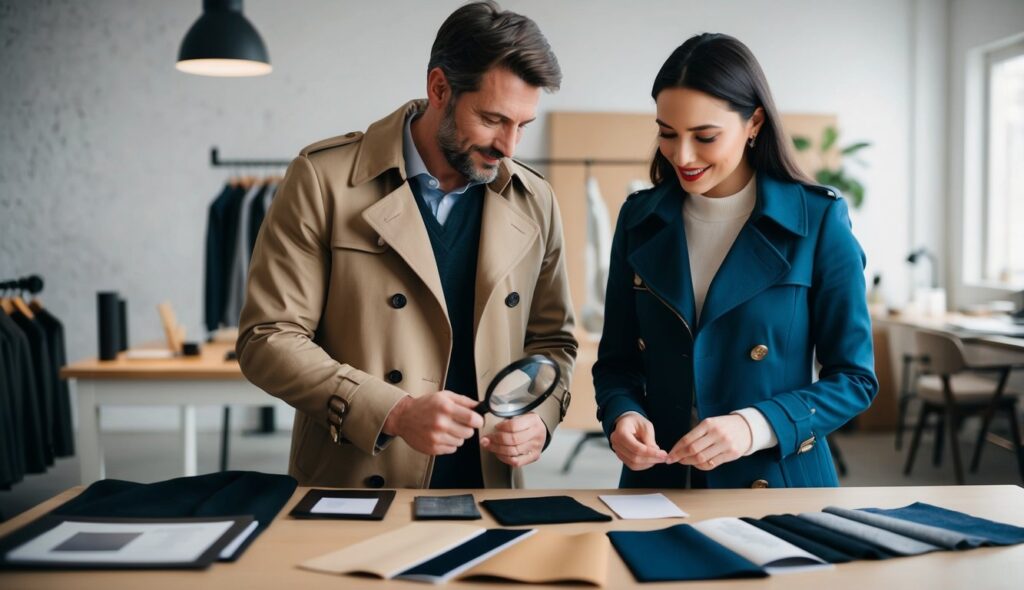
[238,1,577,489]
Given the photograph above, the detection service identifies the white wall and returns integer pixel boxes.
[1,0,921,430]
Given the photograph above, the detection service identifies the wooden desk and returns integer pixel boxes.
[60,342,269,485]
[867,312,1024,430]
[1,486,1022,589]
[872,311,1024,353]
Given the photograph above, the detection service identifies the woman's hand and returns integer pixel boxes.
[667,415,752,470]
[611,413,668,471]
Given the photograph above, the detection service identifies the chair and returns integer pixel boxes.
[894,353,930,450]
[903,329,1024,484]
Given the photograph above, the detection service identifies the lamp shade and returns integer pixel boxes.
[176,0,271,77]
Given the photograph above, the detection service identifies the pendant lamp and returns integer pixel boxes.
[176,0,271,77]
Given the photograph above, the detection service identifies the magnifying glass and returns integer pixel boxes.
[475,355,562,418]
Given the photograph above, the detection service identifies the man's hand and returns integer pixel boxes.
[480,413,547,467]
[382,391,483,455]
[666,415,752,470]
[610,413,668,471]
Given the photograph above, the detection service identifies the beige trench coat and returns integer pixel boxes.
[237,100,577,488]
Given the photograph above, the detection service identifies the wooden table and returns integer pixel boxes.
[60,342,269,484]
[2,486,1022,589]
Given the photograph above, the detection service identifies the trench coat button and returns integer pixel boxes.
[386,370,403,384]
[389,293,407,309]
[505,292,520,308]
[365,474,386,488]
[751,479,770,489]
[377,236,386,247]
[750,344,769,361]
[637,338,646,352]
[798,435,816,454]
[633,274,643,286]
[345,132,358,138]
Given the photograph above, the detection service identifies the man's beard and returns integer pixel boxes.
[437,99,503,185]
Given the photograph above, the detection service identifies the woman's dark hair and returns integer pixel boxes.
[429,1,561,97]
[649,33,810,186]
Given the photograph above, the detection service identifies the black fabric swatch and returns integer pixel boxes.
[480,495,611,525]
[759,514,895,560]
[740,516,854,563]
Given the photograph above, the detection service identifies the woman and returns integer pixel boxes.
[593,33,877,489]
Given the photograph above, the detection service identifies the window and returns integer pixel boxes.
[982,40,1024,287]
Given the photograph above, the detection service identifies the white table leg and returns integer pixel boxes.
[75,379,104,484]
[182,405,198,476]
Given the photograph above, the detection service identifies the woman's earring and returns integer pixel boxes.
[748,135,757,149]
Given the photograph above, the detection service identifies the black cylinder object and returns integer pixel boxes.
[118,298,129,352]
[97,291,121,361]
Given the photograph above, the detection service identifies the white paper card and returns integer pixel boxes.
[6,520,236,564]
[311,497,379,515]
[598,493,688,519]
[692,517,831,574]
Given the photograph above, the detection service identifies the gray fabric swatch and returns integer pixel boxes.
[823,506,984,550]
[798,512,941,556]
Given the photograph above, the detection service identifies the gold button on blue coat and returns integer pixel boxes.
[750,344,768,361]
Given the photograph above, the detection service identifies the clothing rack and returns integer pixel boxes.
[0,275,45,295]
[209,146,647,172]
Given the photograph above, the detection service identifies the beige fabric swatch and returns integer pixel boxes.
[461,530,610,586]
[298,522,483,578]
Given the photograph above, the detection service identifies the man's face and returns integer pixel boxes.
[437,67,540,184]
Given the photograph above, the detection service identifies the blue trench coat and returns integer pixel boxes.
[593,175,878,489]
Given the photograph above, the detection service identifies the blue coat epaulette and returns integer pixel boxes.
[804,183,841,200]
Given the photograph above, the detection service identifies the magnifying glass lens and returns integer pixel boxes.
[488,362,558,414]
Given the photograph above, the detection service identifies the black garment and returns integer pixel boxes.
[0,317,22,488]
[248,183,272,254]
[204,185,245,333]
[33,308,74,457]
[11,312,55,467]
[50,471,297,562]
[2,312,46,473]
[408,181,486,489]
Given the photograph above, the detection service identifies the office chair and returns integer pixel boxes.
[903,329,1024,484]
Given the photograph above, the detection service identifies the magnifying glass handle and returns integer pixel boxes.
[473,400,489,415]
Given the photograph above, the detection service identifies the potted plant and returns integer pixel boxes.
[792,126,871,209]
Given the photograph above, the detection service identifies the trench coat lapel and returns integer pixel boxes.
[362,183,449,327]
[626,185,697,331]
[474,180,539,333]
[698,175,806,331]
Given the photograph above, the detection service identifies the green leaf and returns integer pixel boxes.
[815,169,836,185]
[841,141,871,155]
[792,136,811,151]
[821,126,838,152]
[847,178,865,209]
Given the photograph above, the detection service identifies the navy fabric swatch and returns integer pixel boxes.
[863,502,1024,546]
[759,514,895,560]
[608,524,766,582]
[740,517,854,563]
[481,496,611,525]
